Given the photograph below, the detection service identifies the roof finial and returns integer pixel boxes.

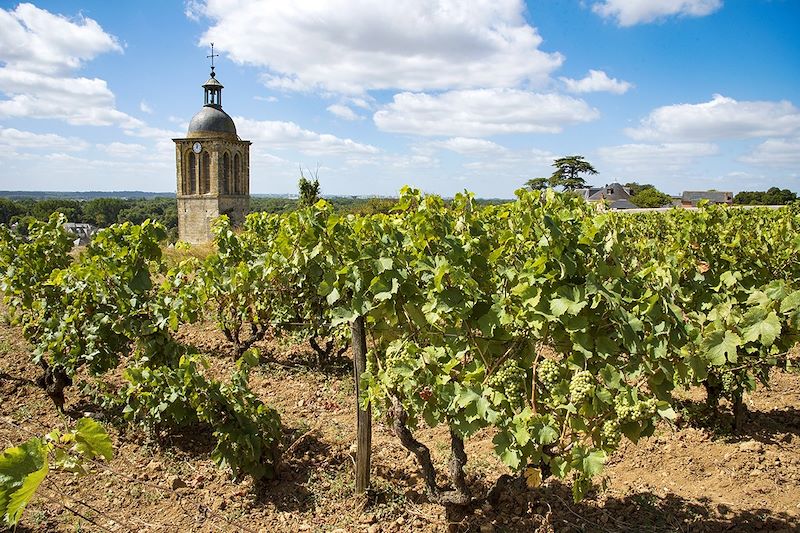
[207,42,219,77]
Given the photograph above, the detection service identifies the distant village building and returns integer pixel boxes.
[172,46,251,244]
[63,222,97,246]
[575,182,636,210]
[681,191,733,207]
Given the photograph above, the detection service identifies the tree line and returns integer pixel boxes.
[525,155,797,208]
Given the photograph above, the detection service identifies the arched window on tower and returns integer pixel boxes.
[187,151,196,195]
[221,152,230,195]
[233,153,241,195]
[201,152,211,194]
[242,152,247,195]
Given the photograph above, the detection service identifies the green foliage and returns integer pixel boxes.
[118,351,281,480]
[613,204,800,411]
[0,418,112,527]
[0,214,73,344]
[332,188,681,499]
[0,217,283,482]
[195,217,278,355]
[298,170,321,207]
[33,220,173,376]
[0,197,179,240]
[3,186,800,504]
[734,187,797,205]
[627,184,672,208]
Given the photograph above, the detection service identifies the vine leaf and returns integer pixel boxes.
[701,330,741,365]
[549,287,587,317]
[780,290,800,313]
[582,450,606,477]
[5,461,48,525]
[74,418,113,462]
[741,309,781,346]
[0,438,48,526]
[524,467,542,488]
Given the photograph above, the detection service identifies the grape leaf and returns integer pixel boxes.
[741,309,781,346]
[4,461,48,526]
[74,418,113,462]
[701,330,741,365]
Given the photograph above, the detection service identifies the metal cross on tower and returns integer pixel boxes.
[207,43,219,75]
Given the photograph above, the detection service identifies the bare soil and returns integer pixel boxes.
[1,319,799,532]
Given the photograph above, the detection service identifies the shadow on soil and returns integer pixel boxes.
[261,350,354,378]
[252,430,351,513]
[676,398,800,444]
[444,481,799,532]
[0,370,35,387]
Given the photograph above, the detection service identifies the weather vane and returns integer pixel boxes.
[207,42,219,75]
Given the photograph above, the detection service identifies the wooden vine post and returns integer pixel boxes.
[351,315,372,494]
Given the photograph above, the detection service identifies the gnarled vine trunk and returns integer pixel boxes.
[390,396,471,505]
[36,360,72,411]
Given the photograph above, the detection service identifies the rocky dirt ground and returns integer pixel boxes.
[1,319,799,533]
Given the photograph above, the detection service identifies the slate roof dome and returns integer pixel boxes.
[186,68,238,139]
[187,106,237,137]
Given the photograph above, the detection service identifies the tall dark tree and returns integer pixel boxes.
[525,177,548,190]
[548,156,597,190]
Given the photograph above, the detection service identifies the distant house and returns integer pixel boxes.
[575,182,637,209]
[681,191,733,207]
[63,222,97,246]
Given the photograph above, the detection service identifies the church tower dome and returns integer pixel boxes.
[187,69,238,138]
[173,44,252,244]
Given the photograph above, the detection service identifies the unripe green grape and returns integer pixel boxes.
[537,359,561,389]
[488,360,527,406]
[721,371,738,394]
[569,370,594,404]
[615,394,657,422]
[601,419,621,447]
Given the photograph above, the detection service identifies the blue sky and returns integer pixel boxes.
[0,0,798,197]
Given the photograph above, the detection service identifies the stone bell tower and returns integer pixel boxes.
[173,44,251,244]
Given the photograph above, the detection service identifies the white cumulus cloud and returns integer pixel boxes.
[0,70,142,128]
[234,116,380,156]
[626,94,800,142]
[592,0,723,26]
[0,126,89,151]
[560,70,632,94]
[429,137,507,155]
[740,138,800,167]
[597,142,719,172]
[0,4,141,130]
[327,104,361,121]
[374,89,599,137]
[0,3,122,74]
[98,142,148,158]
[192,0,563,94]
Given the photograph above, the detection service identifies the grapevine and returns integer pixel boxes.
[2,189,799,507]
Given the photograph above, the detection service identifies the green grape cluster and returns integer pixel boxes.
[721,371,739,394]
[601,419,621,447]
[568,370,594,404]
[614,394,657,422]
[537,359,561,389]
[488,360,527,403]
